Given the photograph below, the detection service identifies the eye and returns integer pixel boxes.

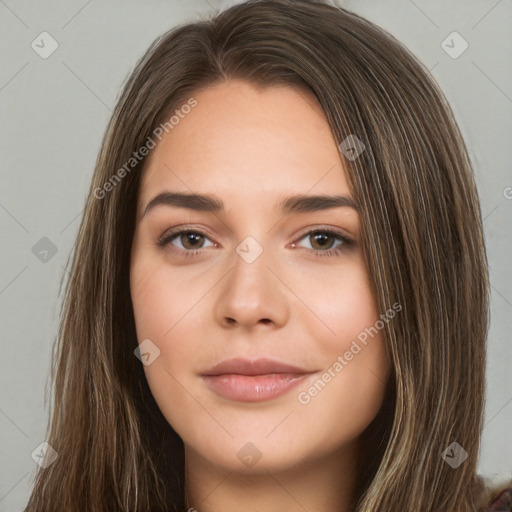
[157,228,215,254]
[292,228,353,257]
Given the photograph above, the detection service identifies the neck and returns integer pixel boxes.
[184,440,360,512]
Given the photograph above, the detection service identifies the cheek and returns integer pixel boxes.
[130,253,208,389]
[295,258,384,356]
[130,259,206,434]
[293,282,391,446]
[292,263,392,427]
[130,252,196,342]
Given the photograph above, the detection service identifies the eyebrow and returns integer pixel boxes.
[142,191,359,218]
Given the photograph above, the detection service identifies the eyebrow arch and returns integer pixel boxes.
[142,191,359,218]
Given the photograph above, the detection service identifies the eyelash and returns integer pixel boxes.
[156,227,353,259]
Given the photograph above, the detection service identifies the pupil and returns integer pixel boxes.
[184,232,202,248]
[313,232,332,249]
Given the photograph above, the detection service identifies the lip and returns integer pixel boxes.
[203,357,311,376]
[201,358,315,402]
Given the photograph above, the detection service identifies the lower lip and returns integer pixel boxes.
[202,373,311,402]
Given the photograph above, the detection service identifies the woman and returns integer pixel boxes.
[24,0,511,510]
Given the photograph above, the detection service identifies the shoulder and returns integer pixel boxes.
[476,474,512,511]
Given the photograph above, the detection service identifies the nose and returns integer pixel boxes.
[213,241,290,330]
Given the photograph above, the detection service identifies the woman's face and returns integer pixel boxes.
[130,79,392,474]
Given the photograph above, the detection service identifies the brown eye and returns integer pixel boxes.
[157,229,215,252]
[308,231,337,251]
[179,231,206,250]
[293,228,353,257]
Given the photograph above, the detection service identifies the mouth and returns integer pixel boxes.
[201,358,316,402]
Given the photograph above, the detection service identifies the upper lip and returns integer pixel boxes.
[202,357,313,376]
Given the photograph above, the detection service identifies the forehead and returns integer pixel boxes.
[138,79,352,211]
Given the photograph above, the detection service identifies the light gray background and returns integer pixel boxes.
[0,0,511,509]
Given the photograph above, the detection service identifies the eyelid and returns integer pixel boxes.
[293,225,354,243]
[156,225,217,250]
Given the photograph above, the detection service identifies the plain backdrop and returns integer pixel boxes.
[0,0,511,509]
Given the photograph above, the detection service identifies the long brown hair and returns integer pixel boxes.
[24,1,489,510]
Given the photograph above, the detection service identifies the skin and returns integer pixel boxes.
[130,79,392,512]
